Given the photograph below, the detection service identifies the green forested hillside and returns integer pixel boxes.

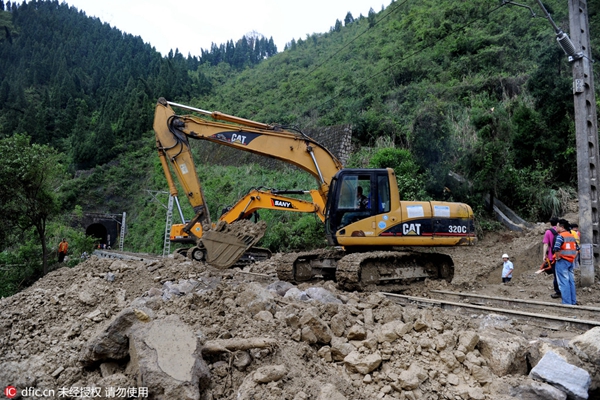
[0,0,598,295]
[0,0,210,168]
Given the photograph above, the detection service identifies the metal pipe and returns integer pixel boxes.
[306,145,325,185]
[166,101,212,116]
[173,196,186,224]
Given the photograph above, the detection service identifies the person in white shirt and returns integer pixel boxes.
[501,253,513,283]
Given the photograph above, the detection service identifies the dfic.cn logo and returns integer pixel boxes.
[4,386,17,399]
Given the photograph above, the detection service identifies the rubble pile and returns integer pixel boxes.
[1,233,599,399]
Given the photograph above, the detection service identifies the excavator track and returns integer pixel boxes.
[276,249,454,292]
[233,247,272,267]
[276,249,345,282]
[335,251,454,291]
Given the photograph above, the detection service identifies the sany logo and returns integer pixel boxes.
[271,199,293,208]
[402,223,421,235]
[4,386,17,399]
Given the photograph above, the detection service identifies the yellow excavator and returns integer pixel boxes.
[154,98,476,290]
[168,186,325,264]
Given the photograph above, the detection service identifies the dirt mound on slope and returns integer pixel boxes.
[1,227,599,400]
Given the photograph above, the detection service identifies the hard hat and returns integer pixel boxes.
[502,254,509,259]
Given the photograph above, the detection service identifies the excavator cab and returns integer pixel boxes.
[325,169,392,244]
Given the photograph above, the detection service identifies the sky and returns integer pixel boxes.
[64,0,386,57]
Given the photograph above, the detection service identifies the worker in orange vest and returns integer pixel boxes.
[552,220,578,305]
[57,238,69,263]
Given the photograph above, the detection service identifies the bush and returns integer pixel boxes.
[367,147,430,201]
[261,214,325,252]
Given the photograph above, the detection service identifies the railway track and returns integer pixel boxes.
[383,290,600,332]
[93,249,161,262]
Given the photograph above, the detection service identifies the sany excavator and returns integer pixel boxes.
[168,186,325,264]
[154,98,476,290]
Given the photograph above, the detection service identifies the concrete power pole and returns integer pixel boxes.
[569,0,598,287]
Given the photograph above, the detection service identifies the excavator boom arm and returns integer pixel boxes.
[220,188,326,223]
[153,98,343,214]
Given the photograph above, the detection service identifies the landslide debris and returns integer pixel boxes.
[1,228,599,400]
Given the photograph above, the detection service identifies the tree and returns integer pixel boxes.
[333,19,342,33]
[411,105,452,197]
[367,7,376,27]
[344,12,354,26]
[0,134,65,275]
[467,105,513,214]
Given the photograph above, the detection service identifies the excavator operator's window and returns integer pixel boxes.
[338,176,358,209]
[338,175,372,227]
[377,175,391,213]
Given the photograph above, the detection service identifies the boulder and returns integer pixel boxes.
[477,331,528,376]
[344,350,382,374]
[570,327,600,365]
[529,351,590,400]
[299,307,332,344]
[127,314,210,400]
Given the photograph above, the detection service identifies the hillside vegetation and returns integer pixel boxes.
[0,0,598,296]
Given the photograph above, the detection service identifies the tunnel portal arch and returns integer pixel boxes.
[86,223,108,245]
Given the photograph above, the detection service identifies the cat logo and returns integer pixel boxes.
[272,199,293,208]
[231,133,247,145]
[402,223,421,235]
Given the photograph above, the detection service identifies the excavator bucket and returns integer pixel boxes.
[201,220,267,269]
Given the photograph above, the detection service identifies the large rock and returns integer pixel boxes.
[252,364,287,383]
[79,307,150,365]
[299,307,332,344]
[570,327,600,365]
[330,313,346,337]
[510,381,567,400]
[330,336,355,361]
[79,304,210,400]
[127,314,210,400]
[236,282,276,316]
[343,350,382,374]
[394,363,427,391]
[458,331,479,352]
[376,320,411,343]
[305,287,343,304]
[478,331,528,376]
[529,351,590,400]
[346,325,367,341]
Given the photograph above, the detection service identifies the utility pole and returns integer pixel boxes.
[532,0,598,286]
[506,0,598,284]
[568,0,598,287]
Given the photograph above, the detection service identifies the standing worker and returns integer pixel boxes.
[501,254,513,283]
[542,217,561,299]
[570,223,581,269]
[58,238,69,263]
[552,219,578,305]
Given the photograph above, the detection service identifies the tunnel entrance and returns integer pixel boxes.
[86,223,108,245]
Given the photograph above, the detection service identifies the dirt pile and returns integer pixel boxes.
[1,226,599,400]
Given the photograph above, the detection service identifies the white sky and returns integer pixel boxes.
[64,0,386,57]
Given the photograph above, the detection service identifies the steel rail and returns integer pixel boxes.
[382,291,600,332]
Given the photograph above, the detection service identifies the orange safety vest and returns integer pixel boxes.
[58,241,68,253]
[556,232,577,262]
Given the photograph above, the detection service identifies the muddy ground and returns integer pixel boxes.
[1,211,599,400]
